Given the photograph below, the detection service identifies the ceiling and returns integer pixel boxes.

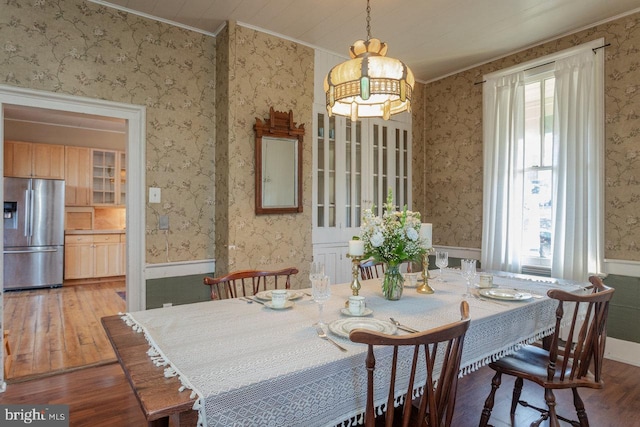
[92,0,640,82]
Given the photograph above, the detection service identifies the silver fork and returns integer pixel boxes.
[472,293,508,307]
[315,325,348,352]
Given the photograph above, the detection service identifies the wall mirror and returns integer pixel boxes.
[254,108,304,214]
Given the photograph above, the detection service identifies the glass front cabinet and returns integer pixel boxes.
[92,149,126,206]
[313,108,412,284]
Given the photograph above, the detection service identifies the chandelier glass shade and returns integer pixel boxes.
[324,12,415,121]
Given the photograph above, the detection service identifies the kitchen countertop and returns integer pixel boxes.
[65,229,126,235]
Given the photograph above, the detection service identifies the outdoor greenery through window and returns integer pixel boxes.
[522,70,554,267]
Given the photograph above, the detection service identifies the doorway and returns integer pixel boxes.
[0,85,145,385]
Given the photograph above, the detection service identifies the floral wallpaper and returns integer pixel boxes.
[0,0,216,264]
[411,82,427,217]
[215,23,314,286]
[420,12,640,261]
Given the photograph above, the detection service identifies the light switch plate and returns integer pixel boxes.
[149,187,161,203]
[159,215,169,230]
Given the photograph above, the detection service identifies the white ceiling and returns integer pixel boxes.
[92,0,640,82]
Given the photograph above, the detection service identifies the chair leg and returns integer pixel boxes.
[572,388,589,427]
[510,377,523,415]
[544,388,560,427]
[479,371,502,427]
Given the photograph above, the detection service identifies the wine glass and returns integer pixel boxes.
[460,259,477,298]
[312,275,331,326]
[309,261,325,282]
[435,251,449,281]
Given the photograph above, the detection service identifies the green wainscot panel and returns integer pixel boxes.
[603,274,640,344]
[146,273,213,309]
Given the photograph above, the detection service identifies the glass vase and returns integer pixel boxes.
[382,263,404,300]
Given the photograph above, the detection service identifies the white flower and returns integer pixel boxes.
[406,227,419,241]
[370,232,384,247]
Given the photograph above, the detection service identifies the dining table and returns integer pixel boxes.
[106,269,588,427]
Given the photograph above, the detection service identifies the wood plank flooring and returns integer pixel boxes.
[0,357,638,426]
[3,281,126,381]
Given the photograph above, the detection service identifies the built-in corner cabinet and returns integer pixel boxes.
[64,233,126,279]
[92,149,126,206]
[3,140,65,179]
[312,108,412,284]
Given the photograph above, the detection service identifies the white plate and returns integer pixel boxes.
[263,300,294,310]
[479,288,533,301]
[328,318,397,339]
[255,290,304,301]
[340,307,374,317]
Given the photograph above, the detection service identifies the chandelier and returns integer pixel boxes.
[324,0,415,121]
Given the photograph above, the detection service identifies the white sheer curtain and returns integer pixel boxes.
[481,42,604,281]
[481,73,525,273]
[551,50,604,281]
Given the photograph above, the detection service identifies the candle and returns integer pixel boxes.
[420,223,432,248]
[349,239,365,256]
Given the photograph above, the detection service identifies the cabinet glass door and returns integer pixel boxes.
[344,118,363,228]
[316,112,336,228]
[120,151,126,204]
[92,150,116,204]
[370,122,411,214]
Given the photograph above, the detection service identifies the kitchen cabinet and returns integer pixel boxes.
[64,233,124,279]
[64,146,92,206]
[4,140,65,179]
[92,149,126,206]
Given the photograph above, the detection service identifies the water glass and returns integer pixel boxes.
[460,259,477,298]
[312,275,331,325]
[435,251,449,281]
[309,261,325,282]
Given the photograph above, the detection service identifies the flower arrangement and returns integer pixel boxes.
[360,190,427,299]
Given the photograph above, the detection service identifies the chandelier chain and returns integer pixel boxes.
[366,0,371,40]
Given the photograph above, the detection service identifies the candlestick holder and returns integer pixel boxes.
[347,254,363,296]
[417,248,435,294]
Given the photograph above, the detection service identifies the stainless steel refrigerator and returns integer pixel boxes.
[3,177,65,290]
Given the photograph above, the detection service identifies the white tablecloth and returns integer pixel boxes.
[123,269,586,427]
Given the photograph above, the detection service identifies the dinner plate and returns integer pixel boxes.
[328,318,397,339]
[340,307,374,317]
[479,288,533,301]
[263,300,294,310]
[255,290,304,301]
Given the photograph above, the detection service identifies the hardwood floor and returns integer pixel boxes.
[453,358,640,427]
[0,357,638,426]
[3,281,126,381]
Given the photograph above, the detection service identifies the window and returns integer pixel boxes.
[521,71,554,267]
[481,40,604,281]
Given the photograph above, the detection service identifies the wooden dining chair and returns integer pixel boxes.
[350,301,471,427]
[359,259,385,280]
[203,267,299,300]
[479,276,615,427]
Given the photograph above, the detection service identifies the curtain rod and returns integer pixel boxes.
[473,43,610,86]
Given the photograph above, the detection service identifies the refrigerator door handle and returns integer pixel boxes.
[4,248,59,254]
[28,188,35,238]
[24,189,31,237]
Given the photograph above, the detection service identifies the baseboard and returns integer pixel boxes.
[145,259,216,280]
[605,337,640,367]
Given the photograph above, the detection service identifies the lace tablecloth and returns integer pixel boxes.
[123,269,586,427]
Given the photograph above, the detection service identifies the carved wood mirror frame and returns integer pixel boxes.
[254,107,304,215]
